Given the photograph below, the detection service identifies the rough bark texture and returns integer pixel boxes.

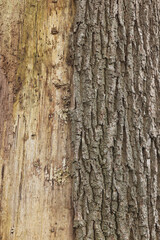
[71,0,160,239]
[1,0,160,239]
[0,0,74,239]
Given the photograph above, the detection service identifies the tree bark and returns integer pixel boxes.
[0,0,74,239]
[71,0,160,239]
[0,0,160,240]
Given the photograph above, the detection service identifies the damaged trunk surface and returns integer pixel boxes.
[71,0,160,240]
[0,0,160,240]
[0,0,74,239]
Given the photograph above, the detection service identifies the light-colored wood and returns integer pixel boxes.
[0,0,75,239]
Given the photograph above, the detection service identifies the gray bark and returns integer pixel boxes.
[71,0,160,239]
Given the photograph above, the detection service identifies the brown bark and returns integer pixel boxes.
[71,0,160,239]
[0,0,74,239]
[0,0,160,240]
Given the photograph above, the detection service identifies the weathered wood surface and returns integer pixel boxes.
[0,0,74,239]
[0,0,160,239]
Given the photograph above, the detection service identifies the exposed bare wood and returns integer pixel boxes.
[0,0,75,239]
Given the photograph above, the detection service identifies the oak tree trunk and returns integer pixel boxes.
[0,0,160,240]
[71,0,160,240]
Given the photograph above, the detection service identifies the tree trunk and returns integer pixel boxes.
[71,0,160,240]
[0,0,74,239]
[0,0,160,240]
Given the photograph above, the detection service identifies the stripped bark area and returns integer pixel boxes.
[0,0,74,239]
[71,0,160,239]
